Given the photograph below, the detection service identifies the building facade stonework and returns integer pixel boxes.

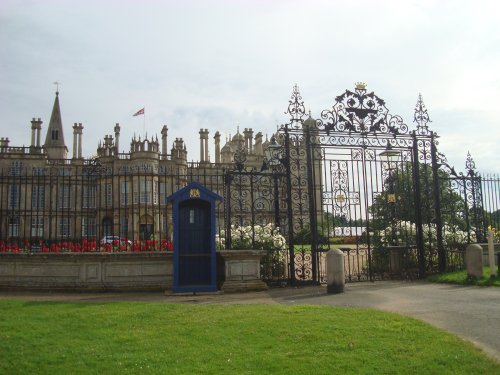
[0,91,317,244]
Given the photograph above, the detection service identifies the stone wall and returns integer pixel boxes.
[0,253,172,291]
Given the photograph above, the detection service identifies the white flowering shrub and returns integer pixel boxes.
[216,223,288,280]
[371,220,474,273]
[377,221,473,249]
[216,223,286,251]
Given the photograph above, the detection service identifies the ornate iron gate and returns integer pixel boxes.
[278,83,486,284]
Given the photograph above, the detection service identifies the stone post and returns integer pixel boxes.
[466,244,483,278]
[327,248,345,294]
[488,231,497,277]
[388,245,406,275]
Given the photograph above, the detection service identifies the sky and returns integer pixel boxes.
[0,0,499,174]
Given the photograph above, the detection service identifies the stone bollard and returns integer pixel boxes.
[466,244,483,278]
[327,248,345,294]
[388,246,406,275]
[488,231,497,277]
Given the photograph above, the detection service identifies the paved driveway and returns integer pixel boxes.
[1,281,499,361]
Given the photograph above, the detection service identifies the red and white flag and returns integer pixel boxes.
[133,108,145,116]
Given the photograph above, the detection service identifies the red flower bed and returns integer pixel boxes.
[0,239,174,254]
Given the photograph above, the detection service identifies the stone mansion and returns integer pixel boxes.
[0,91,313,243]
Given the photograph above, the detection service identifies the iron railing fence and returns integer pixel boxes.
[482,174,500,232]
[2,85,499,286]
[0,163,232,246]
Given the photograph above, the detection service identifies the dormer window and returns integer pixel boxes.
[52,130,58,140]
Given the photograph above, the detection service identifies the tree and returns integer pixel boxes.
[485,209,500,229]
[369,162,466,233]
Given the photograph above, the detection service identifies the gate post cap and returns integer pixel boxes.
[327,248,344,255]
[466,244,482,251]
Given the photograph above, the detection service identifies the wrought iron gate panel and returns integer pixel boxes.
[284,125,315,283]
[222,149,289,284]
[280,83,440,283]
[433,151,486,272]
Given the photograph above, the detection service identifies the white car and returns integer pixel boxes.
[100,236,131,245]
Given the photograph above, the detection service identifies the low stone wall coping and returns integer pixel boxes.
[0,252,173,291]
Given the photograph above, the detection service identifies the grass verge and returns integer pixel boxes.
[428,267,500,287]
[0,301,498,374]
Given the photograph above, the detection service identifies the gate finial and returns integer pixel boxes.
[286,84,306,125]
[414,93,431,135]
[465,151,477,175]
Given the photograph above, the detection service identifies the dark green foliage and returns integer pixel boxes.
[293,224,328,245]
[370,162,466,232]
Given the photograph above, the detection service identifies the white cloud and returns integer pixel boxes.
[0,0,499,173]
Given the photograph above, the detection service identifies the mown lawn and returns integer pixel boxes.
[428,267,500,287]
[0,301,498,374]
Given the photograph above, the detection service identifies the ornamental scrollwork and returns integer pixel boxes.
[233,148,247,172]
[318,83,409,136]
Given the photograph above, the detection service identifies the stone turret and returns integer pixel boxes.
[30,118,43,154]
[97,133,117,158]
[243,128,253,154]
[199,129,209,163]
[254,132,263,156]
[43,91,68,159]
[303,112,319,146]
[130,134,160,160]
[72,123,84,159]
[214,131,221,164]
[232,128,244,150]
[114,123,121,153]
[161,125,168,159]
[171,138,187,163]
[262,134,270,150]
[221,141,232,164]
[0,137,10,153]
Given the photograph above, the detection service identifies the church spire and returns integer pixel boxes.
[43,90,68,159]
